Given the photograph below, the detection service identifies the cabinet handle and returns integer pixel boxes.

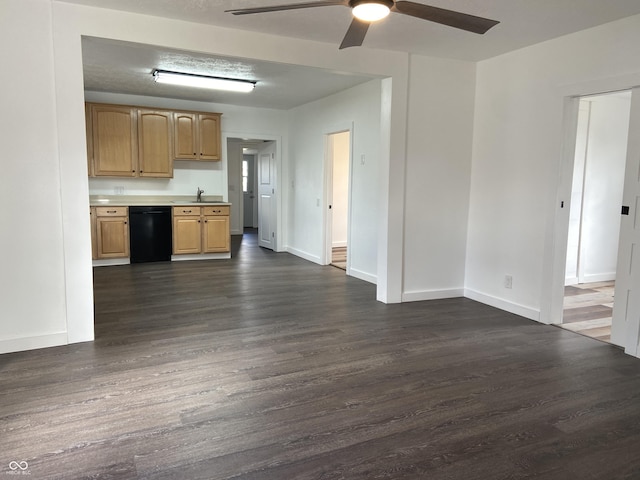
[107,210,117,213]
[184,210,191,213]
[204,220,208,223]
[132,170,135,173]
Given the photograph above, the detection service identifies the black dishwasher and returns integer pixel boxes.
[129,206,172,263]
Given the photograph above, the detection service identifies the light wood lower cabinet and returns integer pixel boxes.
[172,207,202,254]
[94,206,129,259]
[173,206,230,255]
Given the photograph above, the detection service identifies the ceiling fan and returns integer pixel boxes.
[225,0,499,49]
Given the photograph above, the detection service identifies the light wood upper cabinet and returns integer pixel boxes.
[174,113,198,160]
[173,112,221,161]
[90,104,137,177]
[198,114,221,161]
[87,103,222,177]
[138,109,173,178]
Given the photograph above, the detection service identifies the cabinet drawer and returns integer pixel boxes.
[173,206,201,216]
[95,206,128,217]
[203,205,229,216]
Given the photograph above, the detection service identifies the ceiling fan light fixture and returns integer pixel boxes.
[152,69,256,93]
[351,0,393,22]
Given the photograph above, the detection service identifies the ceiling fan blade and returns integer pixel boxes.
[226,1,347,15]
[392,1,499,34]
[339,18,370,49]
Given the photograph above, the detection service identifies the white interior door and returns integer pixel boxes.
[612,87,640,356]
[257,142,276,250]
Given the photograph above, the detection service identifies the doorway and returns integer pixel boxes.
[561,91,632,344]
[226,137,279,251]
[325,130,351,272]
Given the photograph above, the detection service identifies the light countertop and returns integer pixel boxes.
[90,195,230,207]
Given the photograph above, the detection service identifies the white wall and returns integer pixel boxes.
[466,13,640,322]
[566,94,631,285]
[287,80,382,283]
[402,55,476,301]
[0,0,72,353]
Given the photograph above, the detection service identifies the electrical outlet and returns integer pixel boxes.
[114,186,124,195]
[504,275,513,289]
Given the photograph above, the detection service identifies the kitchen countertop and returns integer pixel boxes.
[90,195,230,207]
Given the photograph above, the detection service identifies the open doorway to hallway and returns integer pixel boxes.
[560,91,632,344]
[227,137,278,251]
[325,130,351,272]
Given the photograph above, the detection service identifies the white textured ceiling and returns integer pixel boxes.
[81,37,378,109]
[72,0,640,109]
[64,0,640,59]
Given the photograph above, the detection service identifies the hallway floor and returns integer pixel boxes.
[561,281,614,343]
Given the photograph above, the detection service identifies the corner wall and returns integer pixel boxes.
[0,0,73,353]
[402,55,476,301]
[466,13,640,322]
[287,80,382,283]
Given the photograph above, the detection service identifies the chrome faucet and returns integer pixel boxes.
[196,187,204,203]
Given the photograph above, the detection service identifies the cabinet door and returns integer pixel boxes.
[138,110,173,177]
[198,114,221,161]
[91,104,137,176]
[96,216,129,258]
[173,113,198,160]
[173,216,202,254]
[203,216,230,253]
[90,207,97,260]
[86,104,94,177]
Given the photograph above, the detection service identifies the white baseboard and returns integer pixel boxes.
[349,268,376,285]
[566,273,616,286]
[0,332,68,355]
[93,258,130,267]
[464,288,541,322]
[402,288,464,302]
[286,247,322,265]
[171,253,231,262]
[581,272,616,283]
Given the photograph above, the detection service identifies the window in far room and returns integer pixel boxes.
[242,160,249,193]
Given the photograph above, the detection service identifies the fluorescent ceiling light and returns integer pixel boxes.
[352,0,392,22]
[153,70,256,93]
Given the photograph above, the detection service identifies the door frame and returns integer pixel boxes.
[223,133,283,251]
[323,124,354,267]
[545,72,640,358]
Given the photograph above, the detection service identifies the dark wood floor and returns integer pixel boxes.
[2,232,640,479]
